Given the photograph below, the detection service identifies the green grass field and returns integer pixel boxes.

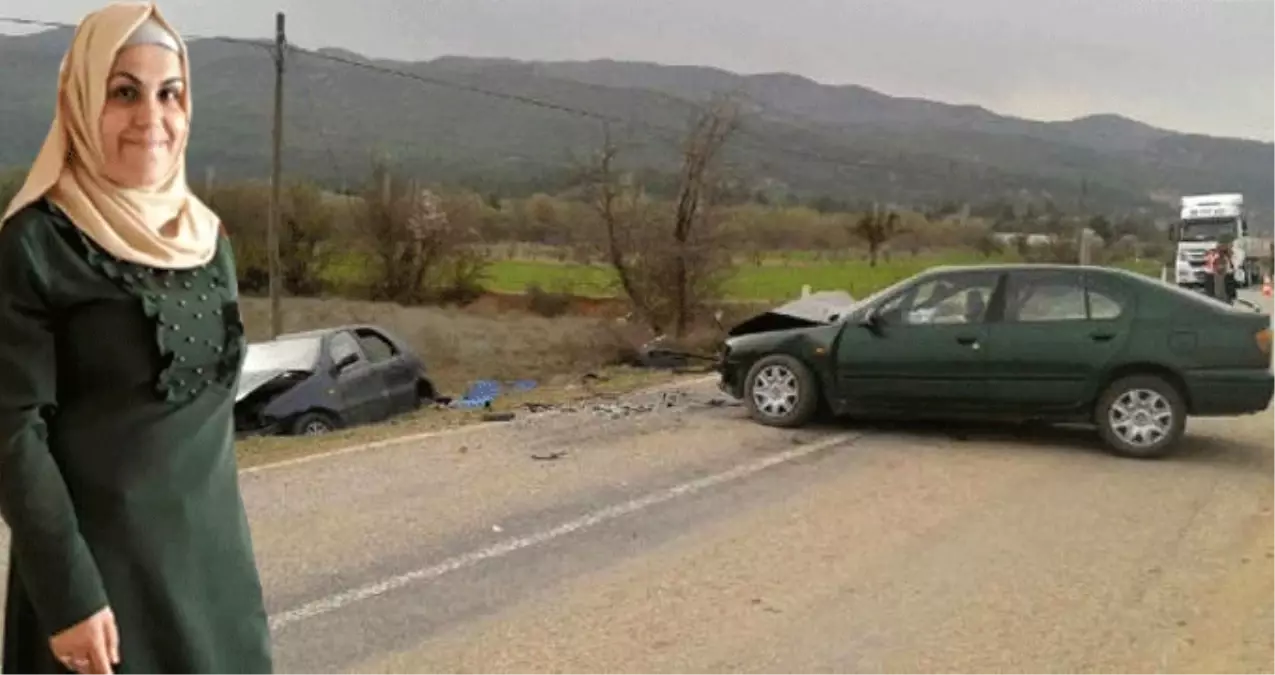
[317,249,1163,303]
[478,254,1163,301]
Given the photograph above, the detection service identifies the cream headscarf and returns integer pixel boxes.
[0,1,220,270]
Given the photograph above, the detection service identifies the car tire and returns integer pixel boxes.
[291,410,338,436]
[743,354,820,428]
[1094,374,1187,459]
[415,378,437,408]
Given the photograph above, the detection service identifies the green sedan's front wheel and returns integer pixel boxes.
[1095,374,1187,459]
[743,354,820,428]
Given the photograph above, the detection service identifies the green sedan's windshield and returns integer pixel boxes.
[849,273,939,318]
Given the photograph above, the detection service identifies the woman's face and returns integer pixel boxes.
[98,44,187,189]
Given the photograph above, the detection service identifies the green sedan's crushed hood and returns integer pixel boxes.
[728,291,857,337]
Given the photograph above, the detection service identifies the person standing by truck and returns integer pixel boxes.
[1204,233,1238,304]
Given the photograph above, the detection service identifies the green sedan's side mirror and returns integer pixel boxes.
[859,310,884,334]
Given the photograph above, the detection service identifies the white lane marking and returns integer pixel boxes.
[242,375,719,475]
[267,431,860,631]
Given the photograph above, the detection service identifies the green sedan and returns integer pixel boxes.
[718,264,1273,459]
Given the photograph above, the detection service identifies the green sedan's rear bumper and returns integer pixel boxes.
[1185,368,1274,416]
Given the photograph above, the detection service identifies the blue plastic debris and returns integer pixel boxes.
[449,379,540,410]
[452,379,502,409]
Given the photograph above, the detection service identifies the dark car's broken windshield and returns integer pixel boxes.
[243,337,323,373]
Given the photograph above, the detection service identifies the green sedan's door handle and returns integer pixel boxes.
[955,335,980,349]
[1090,332,1116,342]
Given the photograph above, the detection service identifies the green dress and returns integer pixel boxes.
[0,198,273,673]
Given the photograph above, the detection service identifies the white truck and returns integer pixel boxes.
[1169,193,1271,290]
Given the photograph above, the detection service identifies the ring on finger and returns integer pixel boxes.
[58,654,89,668]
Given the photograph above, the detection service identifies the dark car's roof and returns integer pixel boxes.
[274,324,384,342]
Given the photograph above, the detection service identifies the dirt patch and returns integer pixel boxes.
[461,291,633,318]
[238,295,641,395]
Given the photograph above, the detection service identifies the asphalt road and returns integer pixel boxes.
[3,290,1274,673]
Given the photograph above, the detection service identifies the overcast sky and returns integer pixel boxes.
[5,0,1272,141]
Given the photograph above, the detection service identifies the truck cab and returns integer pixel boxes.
[1170,193,1262,289]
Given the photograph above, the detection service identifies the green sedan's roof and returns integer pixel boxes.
[924,262,1139,276]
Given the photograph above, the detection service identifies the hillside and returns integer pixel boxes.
[1,28,1271,228]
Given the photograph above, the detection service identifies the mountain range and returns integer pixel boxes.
[1,26,1271,229]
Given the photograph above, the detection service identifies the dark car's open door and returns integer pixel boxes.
[328,331,392,426]
[353,327,420,415]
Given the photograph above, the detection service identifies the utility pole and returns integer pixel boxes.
[267,12,286,339]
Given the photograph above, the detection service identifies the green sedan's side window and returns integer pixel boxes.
[1088,289,1124,320]
[1004,270,1128,322]
[1004,270,1087,322]
[877,272,1000,326]
[1083,272,1129,320]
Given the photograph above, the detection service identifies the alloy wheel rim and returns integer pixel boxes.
[752,364,800,417]
[1108,388,1173,448]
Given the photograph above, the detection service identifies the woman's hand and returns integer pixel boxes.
[49,606,119,674]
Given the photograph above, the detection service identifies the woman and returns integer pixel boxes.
[0,2,273,673]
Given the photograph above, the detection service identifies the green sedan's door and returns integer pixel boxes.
[982,268,1134,413]
[835,269,1004,412]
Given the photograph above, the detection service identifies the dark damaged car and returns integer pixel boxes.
[718,264,1273,459]
[234,324,437,436]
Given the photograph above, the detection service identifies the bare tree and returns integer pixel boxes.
[669,96,741,336]
[581,125,652,326]
[579,97,741,337]
[361,160,487,303]
[850,204,902,267]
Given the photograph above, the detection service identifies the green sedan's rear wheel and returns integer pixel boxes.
[1095,374,1186,459]
[743,354,820,428]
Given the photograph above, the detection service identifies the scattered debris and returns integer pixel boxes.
[482,412,516,423]
[450,379,539,410]
[531,451,567,461]
[637,336,720,371]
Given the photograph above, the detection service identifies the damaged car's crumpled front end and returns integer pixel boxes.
[233,337,325,436]
[726,291,857,337]
[718,291,857,398]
